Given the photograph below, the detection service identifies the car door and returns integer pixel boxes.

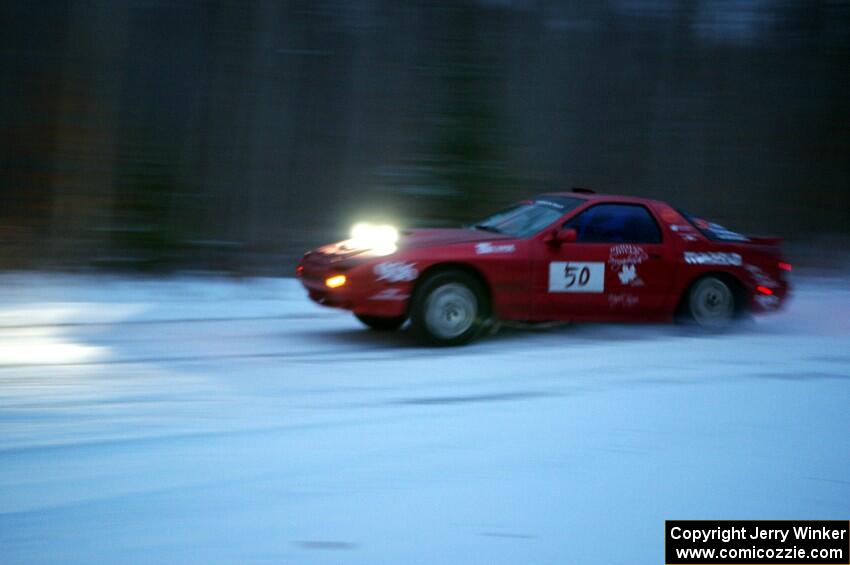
[532,202,676,320]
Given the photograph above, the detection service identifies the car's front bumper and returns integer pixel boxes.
[297,254,412,317]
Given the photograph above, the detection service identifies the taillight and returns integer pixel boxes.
[778,261,792,272]
[756,285,774,296]
[295,264,304,277]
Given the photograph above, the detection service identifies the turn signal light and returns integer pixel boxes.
[756,285,774,296]
[325,275,347,289]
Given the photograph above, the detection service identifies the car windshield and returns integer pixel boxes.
[472,196,583,238]
[679,211,749,242]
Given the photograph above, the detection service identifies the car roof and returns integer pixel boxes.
[541,191,667,208]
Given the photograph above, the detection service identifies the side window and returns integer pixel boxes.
[565,204,662,243]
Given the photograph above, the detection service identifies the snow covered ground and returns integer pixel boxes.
[0,272,848,564]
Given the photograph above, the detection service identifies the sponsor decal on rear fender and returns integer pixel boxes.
[683,252,742,266]
[670,224,700,241]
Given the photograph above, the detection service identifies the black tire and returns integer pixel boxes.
[409,271,489,346]
[355,314,406,331]
[683,275,739,329]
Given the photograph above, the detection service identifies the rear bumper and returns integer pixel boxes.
[748,281,790,313]
[749,289,789,313]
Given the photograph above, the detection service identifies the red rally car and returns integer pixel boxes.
[297,190,791,345]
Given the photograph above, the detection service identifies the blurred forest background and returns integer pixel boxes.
[1,0,849,273]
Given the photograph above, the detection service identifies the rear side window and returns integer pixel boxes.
[565,204,662,243]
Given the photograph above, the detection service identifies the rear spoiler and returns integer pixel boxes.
[746,235,783,246]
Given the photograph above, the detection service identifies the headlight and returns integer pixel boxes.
[349,223,398,256]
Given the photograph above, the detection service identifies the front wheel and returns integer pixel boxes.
[410,271,488,346]
[355,314,406,331]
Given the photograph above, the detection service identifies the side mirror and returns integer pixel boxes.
[546,228,577,245]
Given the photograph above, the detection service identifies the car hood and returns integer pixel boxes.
[398,228,513,249]
[310,228,513,262]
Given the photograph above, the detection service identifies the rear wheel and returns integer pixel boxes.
[355,314,406,331]
[410,271,488,346]
[686,276,737,329]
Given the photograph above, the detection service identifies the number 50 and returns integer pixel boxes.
[564,264,590,287]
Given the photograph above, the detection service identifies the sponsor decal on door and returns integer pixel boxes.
[548,262,605,293]
[608,244,648,287]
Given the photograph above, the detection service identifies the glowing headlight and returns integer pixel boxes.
[349,223,398,256]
